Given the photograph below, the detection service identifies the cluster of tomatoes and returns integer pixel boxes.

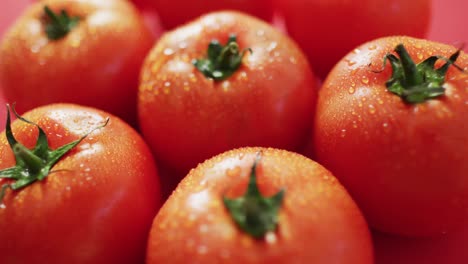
[0,0,467,263]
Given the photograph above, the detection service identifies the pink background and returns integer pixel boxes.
[1,1,467,263]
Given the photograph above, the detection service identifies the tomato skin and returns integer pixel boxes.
[0,104,161,263]
[147,147,373,264]
[138,11,318,178]
[0,0,154,125]
[312,36,468,236]
[136,0,273,29]
[274,0,431,79]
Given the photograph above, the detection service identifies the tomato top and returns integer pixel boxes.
[147,147,373,263]
[0,0,154,125]
[138,11,318,175]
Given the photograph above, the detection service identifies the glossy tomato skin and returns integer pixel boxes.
[274,0,431,79]
[136,0,273,29]
[0,104,161,263]
[0,0,154,126]
[138,11,318,177]
[312,36,468,236]
[147,147,373,264]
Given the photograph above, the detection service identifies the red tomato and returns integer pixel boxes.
[147,147,373,263]
[138,11,318,180]
[312,36,468,236]
[137,0,273,29]
[0,104,161,263]
[0,0,154,125]
[273,0,431,79]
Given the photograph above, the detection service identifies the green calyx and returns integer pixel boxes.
[384,43,463,104]
[193,34,252,81]
[223,152,285,239]
[0,104,109,202]
[43,5,80,40]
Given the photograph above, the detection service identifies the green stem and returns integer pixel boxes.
[13,144,44,175]
[43,5,80,40]
[394,44,423,86]
[193,35,251,81]
[383,44,463,104]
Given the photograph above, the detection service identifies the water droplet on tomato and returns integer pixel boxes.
[361,77,369,84]
[267,42,278,52]
[348,87,355,94]
[0,203,6,209]
[197,245,208,255]
[289,57,297,64]
[346,59,356,67]
[368,104,376,114]
[265,231,277,244]
[163,48,175,56]
[368,45,377,50]
[340,129,347,138]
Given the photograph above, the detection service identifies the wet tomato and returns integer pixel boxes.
[147,147,373,263]
[0,103,161,263]
[0,0,154,125]
[312,36,468,236]
[138,11,318,180]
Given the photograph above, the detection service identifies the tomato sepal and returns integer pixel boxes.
[43,5,80,40]
[223,152,285,239]
[383,44,463,104]
[193,34,251,81]
[0,104,108,201]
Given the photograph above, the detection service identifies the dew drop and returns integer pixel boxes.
[340,129,347,138]
[352,121,358,128]
[0,203,6,209]
[267,42,278,52]
[368,104,376,114]
[163,48,175,56]
[361,77,369,84]
[417,53,423,60]
[368,44,377,50]
[265,232,277,244]
[354,48,361,54]
[345,59,356,66]
[348,87,355,94]
[197,245,208,255]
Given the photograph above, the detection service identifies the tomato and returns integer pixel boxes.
[137,0,273,29]
[147,147,373,263]
[312,36,468,236]
[138,11,318,182]
[273,0,431,79]
[0,103,161,263]
[0,0,154,126]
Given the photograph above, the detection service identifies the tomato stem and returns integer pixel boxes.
[0,104,109,202]
[223,152,284,239]
[193,34,252,81]
[384,44,462,104]
[43,5,80,40]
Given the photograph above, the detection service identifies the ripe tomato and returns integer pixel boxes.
[136,0,273,29]
[138,11,318,180]
[312,36,468,236]
[147,147,373,263]
[273,0,431,79]
[0,0,154,125]
[0,104,161,263]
